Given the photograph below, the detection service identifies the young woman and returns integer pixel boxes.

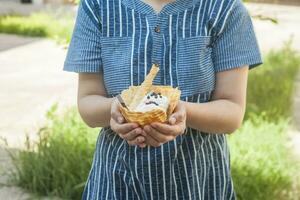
[64,0,262,199]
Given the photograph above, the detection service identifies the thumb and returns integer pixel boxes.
[169,111,184,125]
[117,115,124,124]
[111,100,124,124]
[169,115,176,125]
[169,113,177,125]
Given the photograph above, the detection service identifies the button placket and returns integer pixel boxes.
[148,14,167,85]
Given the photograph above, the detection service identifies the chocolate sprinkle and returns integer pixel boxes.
[145,101,159,106]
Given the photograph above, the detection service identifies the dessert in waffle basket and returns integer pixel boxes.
[119,64,181,126]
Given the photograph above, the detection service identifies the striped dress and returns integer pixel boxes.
[63,0,262,199]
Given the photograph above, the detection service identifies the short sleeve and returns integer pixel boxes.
[211,0,262,72]
[63,0,103,73]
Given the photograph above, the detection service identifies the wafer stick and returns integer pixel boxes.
[128,64,159,110]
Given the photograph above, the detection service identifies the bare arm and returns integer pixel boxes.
[184,66,249,134]
[77,73,112,128]
[77,73,146,147]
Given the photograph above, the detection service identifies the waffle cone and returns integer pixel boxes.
[120,85,181,126]
[119,64,181,126]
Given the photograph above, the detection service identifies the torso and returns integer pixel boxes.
[82,0,237,199]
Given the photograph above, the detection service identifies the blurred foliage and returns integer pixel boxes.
[246,42,300,121]
[229,117,300,200]
[10,104,99,199]
[0,11,74,44]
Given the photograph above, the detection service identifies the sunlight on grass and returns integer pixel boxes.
[0,12,74,44]
[229,118,300,200]
[10,104,99,199]
[246,43,300,121]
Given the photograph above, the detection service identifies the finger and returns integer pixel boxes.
[111,100,125,123]
[150,123,180,136]
[144,125,173,143]
[143,126,160,146]
[143,129,162,147]
[127,136,145,146]
[168,115,177,125]
[170,112,184,124]
[138,143,147,148]
[169,102,186,124]
[122,128,143,141]
[110,118,138,134]
[169,111,185,125]
[136,136,146,144]
[111,111,124,124]
[117,116,124,124]
[145,135,161,147]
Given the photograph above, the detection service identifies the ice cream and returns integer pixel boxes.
[119,64,181,126]
[134,91,169,113]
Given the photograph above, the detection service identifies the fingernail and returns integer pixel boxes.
[117,116,123,123]
[135,128,141,134]
[146,126,152,132]
[139,143,146,148]
[144,126,149,132]
[132,124,138,129]
[169,117,176,125]
[141,130,147,136]
[151,123,157,128]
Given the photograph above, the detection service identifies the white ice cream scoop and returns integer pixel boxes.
[134,91,169,113]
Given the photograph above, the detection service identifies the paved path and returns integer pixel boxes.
[0,34,77,148]
[247,3,300,53]
[0,2,300,199]
[0,34,76,199]
[0,35,40,52]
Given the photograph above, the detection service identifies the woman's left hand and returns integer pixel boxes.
[143,101,187,147]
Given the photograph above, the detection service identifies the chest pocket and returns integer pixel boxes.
[101,37,132,96]
[177,36,215,97]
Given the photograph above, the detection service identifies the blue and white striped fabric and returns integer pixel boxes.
[64,0,262,199]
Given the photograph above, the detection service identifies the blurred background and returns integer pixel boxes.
[0,0,299,199]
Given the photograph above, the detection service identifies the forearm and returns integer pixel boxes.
[183,99,245,134]
[78,95,114,128]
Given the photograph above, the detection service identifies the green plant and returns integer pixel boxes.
[10,104,99,199]
[0,11,74,44]
[229,117,300,200]
[246,43,300,121]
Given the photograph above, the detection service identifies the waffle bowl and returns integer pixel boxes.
[119,65,181,126]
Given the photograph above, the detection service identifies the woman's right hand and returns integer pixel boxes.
[110,98,146,148]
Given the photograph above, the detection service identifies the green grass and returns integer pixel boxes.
[10,104,99,199]
[229,117,300,200]
[0,12,74,44]
[246,43,300,121]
